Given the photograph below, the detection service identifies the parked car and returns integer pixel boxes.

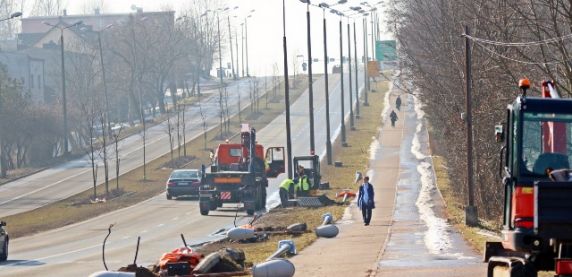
[166,169,202,200]
[0,221,8,262]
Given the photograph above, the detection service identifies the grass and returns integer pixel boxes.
[197,79,389,266]
[5,76,309,239]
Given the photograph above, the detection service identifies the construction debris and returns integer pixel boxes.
[194,248,245,274]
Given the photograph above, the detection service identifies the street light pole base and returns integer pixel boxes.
[465,205,478,226]
[342,142,348,147]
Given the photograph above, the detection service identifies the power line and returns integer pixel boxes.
[464,33,572,47]
[474,41,562,65]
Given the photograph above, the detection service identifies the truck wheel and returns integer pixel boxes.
[200,208,209,216]
[247,209,255,216]
[209,200,218,211]
[0,240,7,262]
[166,193,172,200]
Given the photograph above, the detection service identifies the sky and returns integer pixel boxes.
[27,0,392,76]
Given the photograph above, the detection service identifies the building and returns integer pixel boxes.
[0,52,45,104]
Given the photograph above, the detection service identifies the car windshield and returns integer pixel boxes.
[170,170,199,179]
[521,112,572,175]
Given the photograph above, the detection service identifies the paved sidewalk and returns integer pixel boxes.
[290,90,405,276]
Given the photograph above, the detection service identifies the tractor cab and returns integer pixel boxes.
[486,80,572,276]
[293,155,321,189]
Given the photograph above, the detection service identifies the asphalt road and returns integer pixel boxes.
[0,71,364,276]
[0,78,270,218]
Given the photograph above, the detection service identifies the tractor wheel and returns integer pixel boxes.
[200,207,209,216]
[0,240,7,262]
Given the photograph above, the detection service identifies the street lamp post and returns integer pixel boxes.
[347,19,354,130]
[43,20,83,156]
[282,0,293,179]
[337,12,347,147]
[241,22,245,78]
[363,15,369,106]
[96,24,114,140]
[244,10,254,77]
[227,15,236,80]
[300,0,315,155]
[319,3,332,165]
[353,20,360,118]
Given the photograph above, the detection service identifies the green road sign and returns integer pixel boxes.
[376,40,397,62]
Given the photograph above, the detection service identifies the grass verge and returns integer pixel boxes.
[198,80,389,266]
[6,77,309,239]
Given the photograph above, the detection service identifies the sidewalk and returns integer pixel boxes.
[290,89,405,276]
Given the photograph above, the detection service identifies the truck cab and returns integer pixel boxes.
[487,81,572,276]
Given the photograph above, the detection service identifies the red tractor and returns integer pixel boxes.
[199,124,285,216]
[485,79,572,277]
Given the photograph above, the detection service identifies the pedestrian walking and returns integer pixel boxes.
[390,110,398,127]
[357,176,375,226]
[396,95,402,111]
[279,178,295,208]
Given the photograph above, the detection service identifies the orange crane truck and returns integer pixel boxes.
[199,124,285,216]
[485,79,572,277]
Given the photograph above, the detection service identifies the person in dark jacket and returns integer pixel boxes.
[390,110,398,127]
[357,176,375,225]
[396,95,402,111]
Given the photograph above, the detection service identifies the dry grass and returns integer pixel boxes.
[432,156,498,253]
[197,80,389,265]
[6,77,308,239]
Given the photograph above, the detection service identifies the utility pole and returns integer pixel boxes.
[464,25,477,226]
[282,0,293,179]
[339,17,347,147]
[347,20,354,130]
[305,1,316,155]
[321,6,332,165]
[353,21,360,118]
[235,28,239,80]
[97,29,112,140]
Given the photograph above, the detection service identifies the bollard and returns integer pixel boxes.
[88,272,135,277]
[266,240,296,261]
[252,259,295,277]
[226,227,256,241]
[315,224,339,238]
[321,213,333,225]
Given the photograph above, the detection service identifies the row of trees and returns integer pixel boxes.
[0,0,231,187]
[389,0,572,222]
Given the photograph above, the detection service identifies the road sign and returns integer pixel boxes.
[367,61,380,77]
[376,40,397,62]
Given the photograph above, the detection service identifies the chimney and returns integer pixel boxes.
[94,8,100,15]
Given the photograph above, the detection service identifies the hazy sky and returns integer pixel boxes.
[32,0,392,75]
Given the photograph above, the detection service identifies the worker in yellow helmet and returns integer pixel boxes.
[279,178,295,208]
